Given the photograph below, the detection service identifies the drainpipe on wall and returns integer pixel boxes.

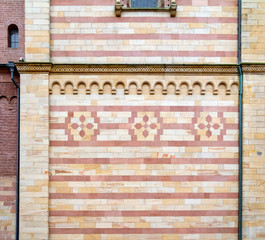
[238,65,243,240]
[7,61,20,240]
[238,0,243,239]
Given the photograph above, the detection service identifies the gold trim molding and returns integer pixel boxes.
[15,63,265,74]
[16,63,240,74]
[242,64,265,73]
[16,63,52,73]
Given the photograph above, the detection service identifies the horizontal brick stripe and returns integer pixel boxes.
[51,50,237,58]
[50,210,238,217]
[51,33,237,41]
[49,175,238,182]
[0,187,16,191]
[50,140,238,147]
[49,192,238,199]
[51,0,237,6]
[49,227,238,234]
[50,158,238,164]
[51,16,238,24]
[50,106,238,112]
[51,0,114,5]
[0,195,16,201]
[50,105,238,112]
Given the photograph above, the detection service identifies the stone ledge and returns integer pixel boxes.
[16,63,52,73]
[16,63,265,74]
[16,63,240,74]
[242,64,265,73]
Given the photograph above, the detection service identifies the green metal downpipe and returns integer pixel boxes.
[238,65,243,240]
[238,0,243,239]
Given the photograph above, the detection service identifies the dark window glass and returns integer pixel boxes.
[8,25,19,48]
[131,0,157,7]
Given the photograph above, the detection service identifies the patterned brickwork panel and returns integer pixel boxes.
[48,0,238,64]
[50,106,237,147]
[49,93,239,240]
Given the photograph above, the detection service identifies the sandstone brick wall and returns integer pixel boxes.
[25,0,50,62]
[47,0,238,64]
[48,72,239,240]
[0,0,25,63]
[243,73,265,240]
[242,0,265,62]
[20,73,49,240]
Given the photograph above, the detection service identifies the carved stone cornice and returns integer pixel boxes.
[15,63,240,74]
[16,63,52,73]
[241,64,265,73]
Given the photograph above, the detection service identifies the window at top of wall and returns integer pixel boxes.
[115,0,177,17]
[8,24,19,48]
[121,0,171,8]
[132,0,158,8]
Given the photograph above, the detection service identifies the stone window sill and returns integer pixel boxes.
[115,1,177,17]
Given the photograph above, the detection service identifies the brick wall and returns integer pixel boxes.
[20,73,49,240]
[243,73,265,240]
[44,0,238,64]
[0,69,18,176]
[24,0,50,62]
[0,0,25,63]
[0,90,17,176]
[242,0,265,62]
[0,69,18,240]
[0,176,16,240]
[47,72,239,240]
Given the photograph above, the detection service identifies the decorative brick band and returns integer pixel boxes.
[16,63,52,73]
[242,64,265,73]
[16,63,239,74]
[16,63,265,74]
[16,63,241,95]
[50,105,238,147]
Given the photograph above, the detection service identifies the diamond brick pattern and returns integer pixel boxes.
[68,112,98,141]
[51,106,237,147]
[133,112,160,141]
[195,113,224,141]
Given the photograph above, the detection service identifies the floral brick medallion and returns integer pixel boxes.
[132,112,161,141]
[68,112,97,141]
[195,112,224,141]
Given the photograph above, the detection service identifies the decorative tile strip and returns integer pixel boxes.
[16,63,239,74]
